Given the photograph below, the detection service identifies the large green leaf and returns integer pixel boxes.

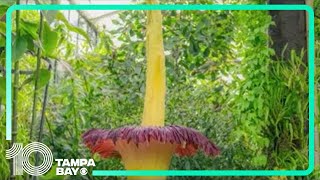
[0,22,4,47]
[20,69,51,90]
[42,22,59,57]
[24,34,36,52]
[0,35,4,47]
[56,12,90,43]
[0,5,8,18]
[20,20,39,40]
[12,36,28,62]
[0,77,5,98]
[36,69,51,89]
[0,22,5,35]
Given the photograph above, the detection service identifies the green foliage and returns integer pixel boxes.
[20,69,51,90]
[0,77,5,98]
[0,0,315,180]
[0,112,9,180]
[20,19,39,40]
[223,10,273,169]
[55,12,91,43]
[0,1,95,178]
[12,36,28,63]
[42,22,59,57]
[266,52,309,170]
[0,22,5,47]
[315,0,320,40]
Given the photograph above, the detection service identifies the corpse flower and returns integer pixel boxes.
[82,0,220,179]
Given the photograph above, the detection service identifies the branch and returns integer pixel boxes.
[0,67,34,75]
[89,11,121,22]
[68,0,99,36]
[35,62,51,166]
[30,11,44,142]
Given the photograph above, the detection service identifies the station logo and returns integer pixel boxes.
[55,158,95,175]
[6,142,95,176]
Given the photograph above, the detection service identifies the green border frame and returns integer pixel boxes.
[5,4,315,177]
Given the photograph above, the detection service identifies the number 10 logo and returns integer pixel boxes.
[6,142,53,176]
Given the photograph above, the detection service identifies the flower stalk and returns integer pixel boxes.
[142,0,166,127]
[82,1,220,179]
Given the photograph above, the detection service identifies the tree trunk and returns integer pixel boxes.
[268,0,307,64]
